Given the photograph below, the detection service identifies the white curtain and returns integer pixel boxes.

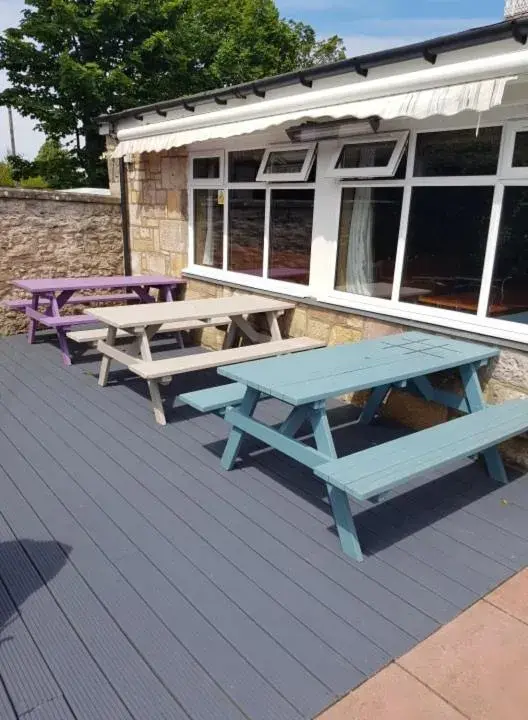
[203,190,215,265]
[345,147,375,295]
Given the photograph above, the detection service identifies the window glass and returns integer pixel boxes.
[401,187,493,313]
[263,148,308,175]
[193,189,223,268]
[269,189,314,285]
[336,141,396,170]
[193,156,220,179]
[486,187,528,325]
[512,131,528,167]
[228,189,266,275]
[228,149,264,182]
[334,187,403,298]
[414,127,502,176]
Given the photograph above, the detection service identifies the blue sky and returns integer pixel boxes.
[2,0,507,159]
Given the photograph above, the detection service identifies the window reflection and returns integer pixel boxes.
[193,189,223,268]
[228,189,266,274]
[269,189,314,285]
[335,187,403,298]
[487,187,528,325]
[401,187,493,313]
[414,128,501,176]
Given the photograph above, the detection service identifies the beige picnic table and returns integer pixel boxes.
[87,294,322,425]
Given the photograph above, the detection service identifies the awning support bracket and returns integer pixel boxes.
[423,48,437,64]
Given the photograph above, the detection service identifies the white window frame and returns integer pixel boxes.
[500,119,528,178]
[256,142,316,182]
[186,117,528,346]
[326,131,409,179]
[189,150,225,186]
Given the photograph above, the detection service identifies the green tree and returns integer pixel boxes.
[0,1,345,187]
[34,139,85,189]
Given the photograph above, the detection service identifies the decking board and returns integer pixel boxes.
[0,334,527,719]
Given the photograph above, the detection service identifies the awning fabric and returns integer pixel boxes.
[112,77,513,157]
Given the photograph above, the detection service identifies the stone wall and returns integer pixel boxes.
[126,150,188,277]
[0,188,123,335]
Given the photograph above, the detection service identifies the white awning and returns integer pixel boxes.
[113,76,514,158]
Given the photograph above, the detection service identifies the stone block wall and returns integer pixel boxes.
[0,188,123,335]
[126,151,188,278]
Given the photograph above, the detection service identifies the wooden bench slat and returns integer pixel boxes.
[180,383,248,413]
[25,307,95,328]
[3,293,139,311]
[315,399,528,501]
[131,337,325,380]
[67,316,230,344]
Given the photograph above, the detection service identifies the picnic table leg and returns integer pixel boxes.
[50,292,75,366]
[139,328,166,426]
[221,387,260,469]
[27,293,40,344]
[460,363,509,485]
[162,286,184,348]
[358,384,391,424]
[98,326,117,387]
[265,311,283,341]
[310,402,364,561]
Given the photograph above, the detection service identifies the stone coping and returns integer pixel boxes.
[0,187,120,205]
[182,270,528,354]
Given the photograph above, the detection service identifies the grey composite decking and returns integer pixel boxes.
[0,333,527,720]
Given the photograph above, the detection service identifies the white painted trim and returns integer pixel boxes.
[185,264,312,298]
[189,150,225,187]
[326,131,409,179]
[477,183,504,316]
[256,143,316,182]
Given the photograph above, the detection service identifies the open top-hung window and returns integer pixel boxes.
[256,143,316,182]
[327,131,409,178]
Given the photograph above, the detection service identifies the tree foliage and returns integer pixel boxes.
[9,139,84,189]
[0,0,345,186]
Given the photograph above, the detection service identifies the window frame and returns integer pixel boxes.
[187,118,528,345]
[326,131,409,179]
[256,142,316,182]
[189,150,225,187]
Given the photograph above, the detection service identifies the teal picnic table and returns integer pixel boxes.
[217,331,504,558]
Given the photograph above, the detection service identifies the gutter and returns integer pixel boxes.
[97,18,528,125]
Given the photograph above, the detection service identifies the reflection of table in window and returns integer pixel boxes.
[418,291,528,315]
[243,267,308,281]
[336,282,430,300]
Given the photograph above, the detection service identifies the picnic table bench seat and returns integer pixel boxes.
[67,316,231,345]
[129,337,324,380]
[180,382,249,413]
[25,308,95,328]
[2,292,139,311]
[314,398,528,560]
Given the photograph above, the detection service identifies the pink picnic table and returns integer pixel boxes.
[12,275,185,366]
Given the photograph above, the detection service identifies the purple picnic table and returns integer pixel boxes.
[12,275,185,366]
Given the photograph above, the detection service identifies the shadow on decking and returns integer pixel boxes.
[201,409,524,559]
[0,540,71,636]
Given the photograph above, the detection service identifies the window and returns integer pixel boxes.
[227,189,266,274]
[401,187,493,313]
[486,187,528,326]
[229,149,264,182]
[191,152,224,185]
[335,187,403,297]
[269,189,314,285]
[512,132,528,167]
[257,143,316,182]
[193,189,224,269]
[413,127,502,176]
[327,132,408,179]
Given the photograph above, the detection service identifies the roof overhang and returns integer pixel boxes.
[111,48,527,157]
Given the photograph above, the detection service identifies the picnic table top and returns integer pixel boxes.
[12,275,184,293]
[86,294,295,329]
[219,331,499,406]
